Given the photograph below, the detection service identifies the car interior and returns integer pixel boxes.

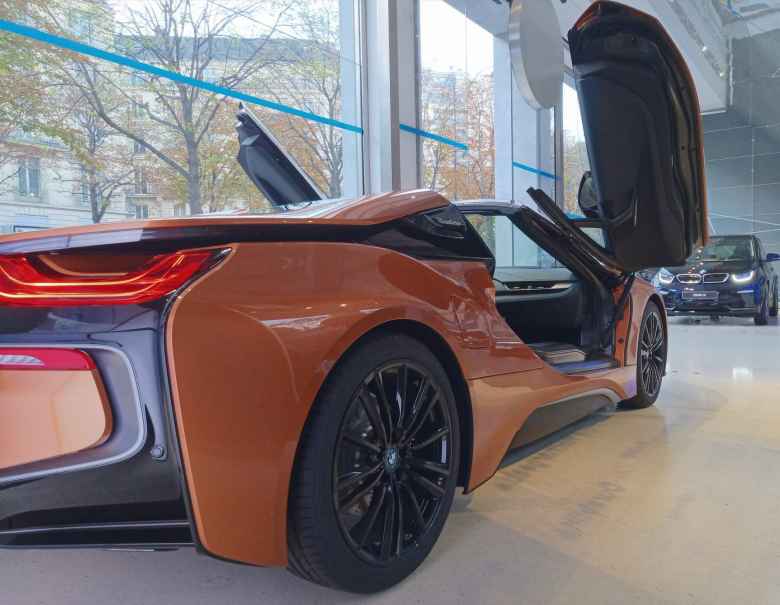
[463,209,620,375]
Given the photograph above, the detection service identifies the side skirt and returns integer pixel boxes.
[0,520,192,549]
[508,392,615,451]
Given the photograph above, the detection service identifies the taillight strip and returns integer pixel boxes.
[0,249,225,307]
[0,348,95,371]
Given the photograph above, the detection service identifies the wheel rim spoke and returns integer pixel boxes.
[395,364,408,434]
[339,468,385,513]
[379,486,396,561]
[374,371,396,440]
[410,427,449,451]
[359,390,388,447]
[402,377,430,435]
[408,457,450,478]
[404,395,439,445]
[354,484,387,548]
[337,461,383,495]
[402,482,426,531]
[393,483,405,556]
[343,432,382,455]
[409,469,446,498]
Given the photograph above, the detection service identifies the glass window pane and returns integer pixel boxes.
[465,214,557,269]
[562,81,589,216]
[418,0,495,201]
[0,0,363,235]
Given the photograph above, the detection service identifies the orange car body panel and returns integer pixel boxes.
[467,364,635,490]
[0,369,112,471]
[166,240,654,566]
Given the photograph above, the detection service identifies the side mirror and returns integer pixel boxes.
[767,253,780,262]
[577,171,599,218]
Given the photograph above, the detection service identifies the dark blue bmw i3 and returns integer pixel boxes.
[656,235,779,325]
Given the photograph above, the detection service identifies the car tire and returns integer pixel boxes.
[621,302,666,410]
[287,333,461,593]
[754,289,769,325]
[770,282,778,318]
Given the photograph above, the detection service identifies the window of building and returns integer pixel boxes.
[17,158,41,198]
[134,168,150,195]
[133,140,146,155]
[78,168,89,204]
[173,204,187,217]
[133,204,150,219]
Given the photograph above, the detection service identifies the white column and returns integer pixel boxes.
[364,0,400,193]
[396,0,420,190]
[340,0,362,198]
[362,0,418,194]
[493,36,513,201]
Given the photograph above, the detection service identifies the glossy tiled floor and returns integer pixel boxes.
[2,317,779,604]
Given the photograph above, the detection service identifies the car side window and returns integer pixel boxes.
[465,213,558,269]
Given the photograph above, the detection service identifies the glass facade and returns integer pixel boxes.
[0,0,362,232]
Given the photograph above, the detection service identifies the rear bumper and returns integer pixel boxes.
[0,308,193,550]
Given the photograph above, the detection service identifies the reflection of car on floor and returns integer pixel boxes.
[0,1,706,594]
[657,235,779,325]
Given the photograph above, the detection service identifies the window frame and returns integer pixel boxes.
[17,158,41,198]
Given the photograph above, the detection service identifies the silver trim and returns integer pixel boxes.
[0,343,148,485]
[0,521,189,537]
[702,272,729,283]
[677,273,702,284]
[538,387,622,409]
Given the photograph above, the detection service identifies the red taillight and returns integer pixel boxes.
[0,249,222,307]
[0,348,95,371]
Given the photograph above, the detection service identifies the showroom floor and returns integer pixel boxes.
[2,317,779,605]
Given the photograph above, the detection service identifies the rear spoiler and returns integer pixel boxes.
[236,103,324,206]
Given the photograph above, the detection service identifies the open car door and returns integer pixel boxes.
[236,103,324,206]
[565,0,707,272]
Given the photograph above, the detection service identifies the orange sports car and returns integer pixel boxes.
[0,2,705,594]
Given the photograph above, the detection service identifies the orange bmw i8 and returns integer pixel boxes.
[0,2,705,594]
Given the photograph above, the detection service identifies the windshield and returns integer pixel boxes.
[687,237,755,263]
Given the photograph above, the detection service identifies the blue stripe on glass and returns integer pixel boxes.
[0,19,364,134]
[399,123,469,151]
[512,161,557,180]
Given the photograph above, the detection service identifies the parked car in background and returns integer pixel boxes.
[656,235,779,325]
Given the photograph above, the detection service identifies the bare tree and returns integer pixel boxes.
[257,2,344,197]
[70,101,135,223]
[44,0,292,214]
[418,70,496,200]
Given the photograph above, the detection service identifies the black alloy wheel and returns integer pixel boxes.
[639,310,665,397]
[755,288,769,326]
[621,302,666,409]
[287,333,460,593]
[333,361,453,564]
